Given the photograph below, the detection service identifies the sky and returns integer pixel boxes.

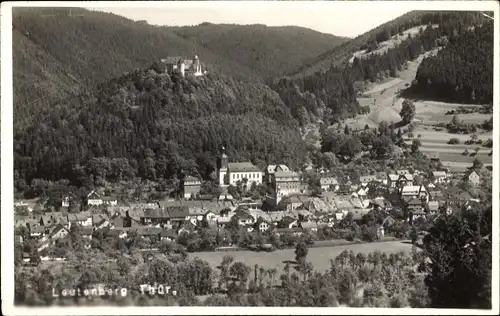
[87,1,414,38]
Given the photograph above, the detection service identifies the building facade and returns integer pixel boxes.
[161,55,204,77]
[217,149,262,188]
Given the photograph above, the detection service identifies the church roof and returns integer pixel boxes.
[228,162,261,173]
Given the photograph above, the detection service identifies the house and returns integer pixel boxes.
[320,176,339,191]
[68,211,93,228]
[274,227,303,236]
[136,227,163,240]
[39,215,57,228]
[396,169,411,176]
[217,149,263,188]
[349,208,371,224]
[426,201,440,214]
[92,214,111,230]
[406,199,424,213]
[160,229,177,242]
[299,221,318,232]
[29,225,46,239]
[273,171,301,200]
[411,209,427,221]
[204,210,217,221]
[81,227,94,240]
[387,174,400,189]
[161,55,204,77]
[87,190,103,206]
[431,171,448,184]
[465,170,481,186]
[266,164,290,183]
[376,172,388,185]
[278,195,304,212]
[102,196,118,206]
[232,210,255,226]
[105,228,128,239]
[400,185,428,202]
[37,224,69,252]
[182,176,202,199]
[397,173,414,187]
[61,196,71,208]
[254,217,272,232]
[279,215,299,229]
[336,184,352,195]
[359,175,377,187]
[377,225,385,238]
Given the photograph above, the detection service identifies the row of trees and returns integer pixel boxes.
[15,204,492,308]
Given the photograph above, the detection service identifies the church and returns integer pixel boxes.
[217,148,263,189]
[161,54,205,77]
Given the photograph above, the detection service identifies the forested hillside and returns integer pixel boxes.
[291,11,489,78]
[168,23,348,82]
[413,23,493,104]
[14,67,307,190]
[272,11,492,125]
[13,7,345,125]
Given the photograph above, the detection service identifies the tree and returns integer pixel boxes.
[400,100,416,124]
[295,241,309,264]
[339,136,363,159]
[410,227,418,245]
[423,206,492,308]
[371,135,393,159]
[472,158,483,170]
[411,138,421,153]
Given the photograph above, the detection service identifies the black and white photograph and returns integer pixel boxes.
[1,0,498,314]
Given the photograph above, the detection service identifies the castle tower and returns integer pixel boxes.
[178,59,186,77]
[193,54,201,75]
[217,147,229,186]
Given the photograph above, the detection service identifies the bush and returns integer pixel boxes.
[447,138,460,145]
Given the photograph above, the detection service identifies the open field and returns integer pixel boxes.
[189,241,413,274]
[348,47,493,173]
[349,25,439,63]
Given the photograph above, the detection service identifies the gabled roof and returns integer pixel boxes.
[388,174,399,181]
[427,201,440,211]
[320,177,338,185]
[432,171,447,178]
[80,227,94,235]
[161,56,183,64]
[87,190,101,199]
[137,227,163,236]
[274,171,299,179]
[228,162,261,173]
[184,176,201,183]
[359,175,377,183]
[300,221,318,230]
[68,211,91,222]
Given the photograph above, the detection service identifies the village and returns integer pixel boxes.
[14,147,488,264]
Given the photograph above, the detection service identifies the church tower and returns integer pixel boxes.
[217,147,229,186]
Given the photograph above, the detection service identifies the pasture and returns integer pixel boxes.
[189,241,413,274]
[348,46,493,173]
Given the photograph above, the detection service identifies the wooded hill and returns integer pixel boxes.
[413,22,494,104]
[289,11,490,79]
[14,67,308,189]
[270,11,493,126]
[13,7,346,125]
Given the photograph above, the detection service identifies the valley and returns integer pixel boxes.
[342,45,493,173]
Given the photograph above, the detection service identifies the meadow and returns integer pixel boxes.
[189,240,413,274]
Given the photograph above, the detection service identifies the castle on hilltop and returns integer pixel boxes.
[161,55,205,77]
